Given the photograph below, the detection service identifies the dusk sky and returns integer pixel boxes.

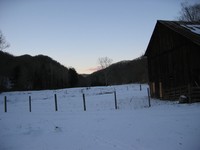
[0,0,199,74]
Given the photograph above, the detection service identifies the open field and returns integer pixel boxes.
[0,84,200,150]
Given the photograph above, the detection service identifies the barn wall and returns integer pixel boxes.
[147,22,200,100]
[190,44,200,86]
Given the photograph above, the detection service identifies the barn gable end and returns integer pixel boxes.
[145,20,200,102]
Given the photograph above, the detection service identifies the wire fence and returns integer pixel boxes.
[0,84,151,113]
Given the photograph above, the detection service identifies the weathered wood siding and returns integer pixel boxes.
[146,21,200,101]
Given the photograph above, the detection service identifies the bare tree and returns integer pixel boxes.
[0,31,10,51]
[98,57,113,85]
[98,57,113,69]
[178,2,200,21]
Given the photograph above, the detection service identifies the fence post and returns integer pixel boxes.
[29,96,32,112]
[114,91,118,109]
[54,94,58,111]
[4,96,7,112]
[147,88,151,107]
[82,93,86,111]
[140,84,142,91]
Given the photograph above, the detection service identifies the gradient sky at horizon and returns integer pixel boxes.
[0,0,199,74]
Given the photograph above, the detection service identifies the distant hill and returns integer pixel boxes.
[0,51,148,91]
[0,51,80,91]
[87,56,148,86]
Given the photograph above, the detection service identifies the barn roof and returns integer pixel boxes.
[145,20,200,56]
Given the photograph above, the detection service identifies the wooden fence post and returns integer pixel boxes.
[54,94,58,111]
[140,84,142,91]
[29,96,32,112]
[4,96,7,112]
[147,88,151,107]
[82,93,86,111]
[114,91,118,109]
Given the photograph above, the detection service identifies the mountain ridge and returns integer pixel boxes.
[0,51,148,91]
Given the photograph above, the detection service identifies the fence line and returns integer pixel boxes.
[2,86,150,112]
[163,85,200,102]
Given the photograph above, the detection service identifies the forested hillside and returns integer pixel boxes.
[0,51,148,91]
[87,56,148,86]
[0,51,81,91]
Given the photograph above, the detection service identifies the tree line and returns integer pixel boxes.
[87,56,148,86]
[0,50,148,92]
[0,51,84,91]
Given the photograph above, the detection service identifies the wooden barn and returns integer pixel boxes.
[145,20,200,102]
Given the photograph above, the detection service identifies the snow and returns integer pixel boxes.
[181,24,200,35]
[0,84,200,150]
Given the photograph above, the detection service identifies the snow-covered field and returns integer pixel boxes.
[0,84,200,150]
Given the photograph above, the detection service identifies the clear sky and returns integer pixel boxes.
[0,0,198,74]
